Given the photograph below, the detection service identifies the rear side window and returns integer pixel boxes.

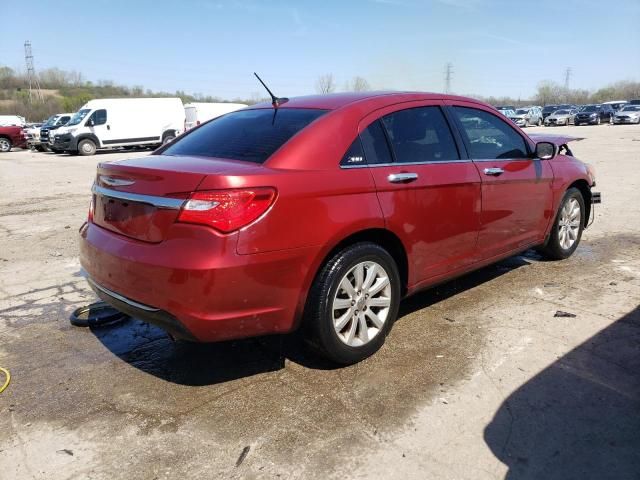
[359,121,393,164]
[162,108,327,163]
[453,107,528,159]
[381,106,459,163]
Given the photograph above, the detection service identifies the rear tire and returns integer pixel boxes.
[0,137,12,153]
[537,118,542,126]
[538,188,585,260]
[78,139,97,156]
[304,242,401,365]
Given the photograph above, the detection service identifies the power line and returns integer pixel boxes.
[24,40,43,103]
[444,62,453,94]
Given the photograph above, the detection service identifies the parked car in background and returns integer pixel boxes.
[613,104,640,124]
[0,115,26,127]
[509,106,543,127]
[630,99,640,105]
[544,108,577,126]
[52,98,185,156]
[24,123,43,148]
[542,105,558,120]
[80,91,598,364]
[574,104,614,125]
[184,102,247,130]
[603,100,628,112]
[0,125,28,152]
[496,105,516,111]
[497,108,516,117]
[39,113,73,152]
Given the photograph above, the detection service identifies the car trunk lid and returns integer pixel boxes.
[92,154,267,242]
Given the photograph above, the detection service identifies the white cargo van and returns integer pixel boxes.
[184,102,247,130]
[52,98,185,156]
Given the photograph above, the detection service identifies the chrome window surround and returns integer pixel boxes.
[340,159,472,169]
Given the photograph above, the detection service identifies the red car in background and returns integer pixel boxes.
[80,92,599,364]
[0,126,28,152]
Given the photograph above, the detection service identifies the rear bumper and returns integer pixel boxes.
[79,221,319,342]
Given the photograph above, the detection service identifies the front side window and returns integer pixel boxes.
[163,108,327,164]
[87,109,107,126]
[380,106,459,163]
[453,106,528,159]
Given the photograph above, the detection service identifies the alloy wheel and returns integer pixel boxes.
[0,138,10,152]
[332,261,391,347]
[558,198,581,250]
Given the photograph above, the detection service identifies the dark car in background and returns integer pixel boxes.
[574,104,615,125]
[542,105,558,120]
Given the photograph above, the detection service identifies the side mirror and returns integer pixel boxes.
[86,118,95,127]
[535,141,556,160]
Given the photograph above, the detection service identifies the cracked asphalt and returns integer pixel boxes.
[1,125,639,479]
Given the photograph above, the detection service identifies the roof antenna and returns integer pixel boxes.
[254,72,289,108]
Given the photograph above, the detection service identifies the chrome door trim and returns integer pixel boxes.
[92,184,185,210]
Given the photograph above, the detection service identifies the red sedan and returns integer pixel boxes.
[80,92,599,364]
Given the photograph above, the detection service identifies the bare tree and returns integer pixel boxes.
[315,74,336,94]
[350,76,370,92]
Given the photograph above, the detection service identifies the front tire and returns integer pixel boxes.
[78,139,97,156]
[304,242,401,365]
[538,188,585,260]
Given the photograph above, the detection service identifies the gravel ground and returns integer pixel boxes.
[1,125,639,480]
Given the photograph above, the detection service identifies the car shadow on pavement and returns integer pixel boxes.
[484,305,640,480]
[90,253,533,386]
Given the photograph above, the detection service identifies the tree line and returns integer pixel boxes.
[2,63,638,122]
[0,65,263,122]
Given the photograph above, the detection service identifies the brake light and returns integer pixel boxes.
[88,195,95,222]
[177,188,276,233]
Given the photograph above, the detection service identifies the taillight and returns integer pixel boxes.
[177,188,276,233]
[88,195,95,222]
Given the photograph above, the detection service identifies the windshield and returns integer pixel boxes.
[43,115,59,127]
[555,110,571,115]
[543,106,556,113]
[582,105,598,112]
[66,109,91,126]
[621,105,640,112]
[515,109,528,115]
[162,108,328,164]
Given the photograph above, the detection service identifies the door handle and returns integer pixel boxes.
[388,172,418,183]
[483,167,504,176]
[107,125,111,130]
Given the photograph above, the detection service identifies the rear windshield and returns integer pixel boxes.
[162,108,327,163]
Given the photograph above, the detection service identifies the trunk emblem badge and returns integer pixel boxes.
[101,176,136,187]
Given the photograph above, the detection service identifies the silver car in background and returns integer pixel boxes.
[509,106,543,127]
[544,108,577,126]
[613,105,640,124]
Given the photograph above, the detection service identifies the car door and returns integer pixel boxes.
[353,103,482,286]
[448,103,554,260]
[85,109,112,145]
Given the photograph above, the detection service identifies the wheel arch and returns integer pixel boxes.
[294,227,409,331]
[75,133,100,149]
[568,179,592,227]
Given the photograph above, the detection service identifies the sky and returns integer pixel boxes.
[2,0,639,100]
